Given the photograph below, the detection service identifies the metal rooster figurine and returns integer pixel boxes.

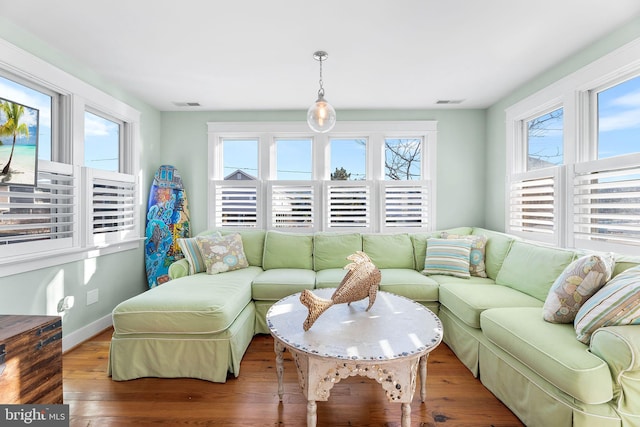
[300,251,381,331]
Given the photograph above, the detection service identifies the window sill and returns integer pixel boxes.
[0,238,143,279]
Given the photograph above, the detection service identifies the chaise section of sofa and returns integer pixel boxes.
[109,258,262,382]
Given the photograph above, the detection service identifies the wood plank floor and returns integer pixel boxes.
[63,328,524,427]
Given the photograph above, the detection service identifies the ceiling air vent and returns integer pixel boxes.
[173,101,201,107]
[436,99,464,105]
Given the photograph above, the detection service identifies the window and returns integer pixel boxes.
[208,121,437,233]
[331,138,366,180]
[0,40,141,276]
[507,38,640,254]
[527,108,563,170]
[276,138,312,180]
[385,138,421,180]
[84,111,120,172]
[596,74,640,159]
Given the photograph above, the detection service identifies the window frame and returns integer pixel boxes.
[506,36,640,254]
[208,121,437,233]
[0,38,141,278]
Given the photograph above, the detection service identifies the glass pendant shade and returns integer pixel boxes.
[307,94,336,133]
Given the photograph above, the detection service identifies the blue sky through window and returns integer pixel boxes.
[598,75,640,159]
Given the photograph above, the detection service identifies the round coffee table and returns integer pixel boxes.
[266,288,443,427]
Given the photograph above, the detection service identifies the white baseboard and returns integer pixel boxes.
[63,314,113,353]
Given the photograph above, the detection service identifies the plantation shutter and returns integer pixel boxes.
[508,167,562,245]
[0,161,77,257]
[213,181,260,228]
[85,168,137,246]
[325,181,371,231]
[268,182,316,230]
[381,181,431,231]
[572,155,640,249]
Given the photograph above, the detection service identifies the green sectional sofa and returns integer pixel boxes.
[108,227,640,427]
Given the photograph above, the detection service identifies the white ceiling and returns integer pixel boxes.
[2,0,640,111]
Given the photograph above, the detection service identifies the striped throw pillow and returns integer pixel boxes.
[574,264,640,344]
[177,232,220,274]
[422,238,472,279]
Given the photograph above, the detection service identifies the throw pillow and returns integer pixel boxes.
[542,254,613,324]
[574,264,640,344]
[177,233,218,274]
[196,233,249,275]
[441,232,488,278]
[422,238,472,279]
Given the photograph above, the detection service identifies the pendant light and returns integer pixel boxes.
[307,51,336,133]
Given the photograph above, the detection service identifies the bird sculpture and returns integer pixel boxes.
[300,251,381,331]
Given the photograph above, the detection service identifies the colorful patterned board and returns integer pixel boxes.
[144,165,191,288]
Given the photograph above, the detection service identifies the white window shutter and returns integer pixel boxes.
[213,181,260,228]
[268,182,316,230]
[381,181,431,231]
[325,181,372,231]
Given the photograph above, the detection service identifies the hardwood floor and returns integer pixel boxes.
[63,328,524,427]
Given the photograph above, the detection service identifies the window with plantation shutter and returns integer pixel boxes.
[268,182,316,230]
[325,181,371,230]
[381,181,431,231]
[572,155,640,250]
[208,121,437,233]
[85,168,137,246]
[212,180,260,228]
[506,40,640,254]
[0,161,77,257]
[508,167,562,245]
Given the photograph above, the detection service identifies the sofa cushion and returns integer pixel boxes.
[251,269,316,300]
[574,264,640,344]
[542,254,612,324]
[439,283,542,329]
[471,228,516,279]
[313,232,362,271]
[422,237,472,279]
[112,266,262,335]
[220,229,266,267]
[481,307,613,405]
[410,227,472,271]
[262,231,313,270]
[495,241,576,301]
[196,233,250,274]
[378,269,439,302]
[362,233,414,269]
[315,268,348,289]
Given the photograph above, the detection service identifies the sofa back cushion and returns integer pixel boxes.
[495,240,576,301]
[262,231,313,270]
[363,233,414,269]
[220,229,265,267]
[313,232,363,271]
[471,228,516,279]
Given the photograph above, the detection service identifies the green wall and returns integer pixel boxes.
[160,109,487,234]
[484,16,640,231]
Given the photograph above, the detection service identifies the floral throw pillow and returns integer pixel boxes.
[195,233,249,275]
[441,232,488,278]
[542,254,613,324]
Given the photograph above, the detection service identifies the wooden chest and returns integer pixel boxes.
[0,315,63,404]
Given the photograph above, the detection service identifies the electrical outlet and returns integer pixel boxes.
[86,289,99,305]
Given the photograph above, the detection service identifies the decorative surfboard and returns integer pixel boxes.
[145,165,191,288]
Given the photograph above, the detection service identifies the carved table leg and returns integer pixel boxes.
[274,340,285,401]
[419,354,428,402]
[307,400,317,427]
[401,402,411,427]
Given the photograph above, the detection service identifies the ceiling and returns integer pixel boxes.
[2,0,640,111]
